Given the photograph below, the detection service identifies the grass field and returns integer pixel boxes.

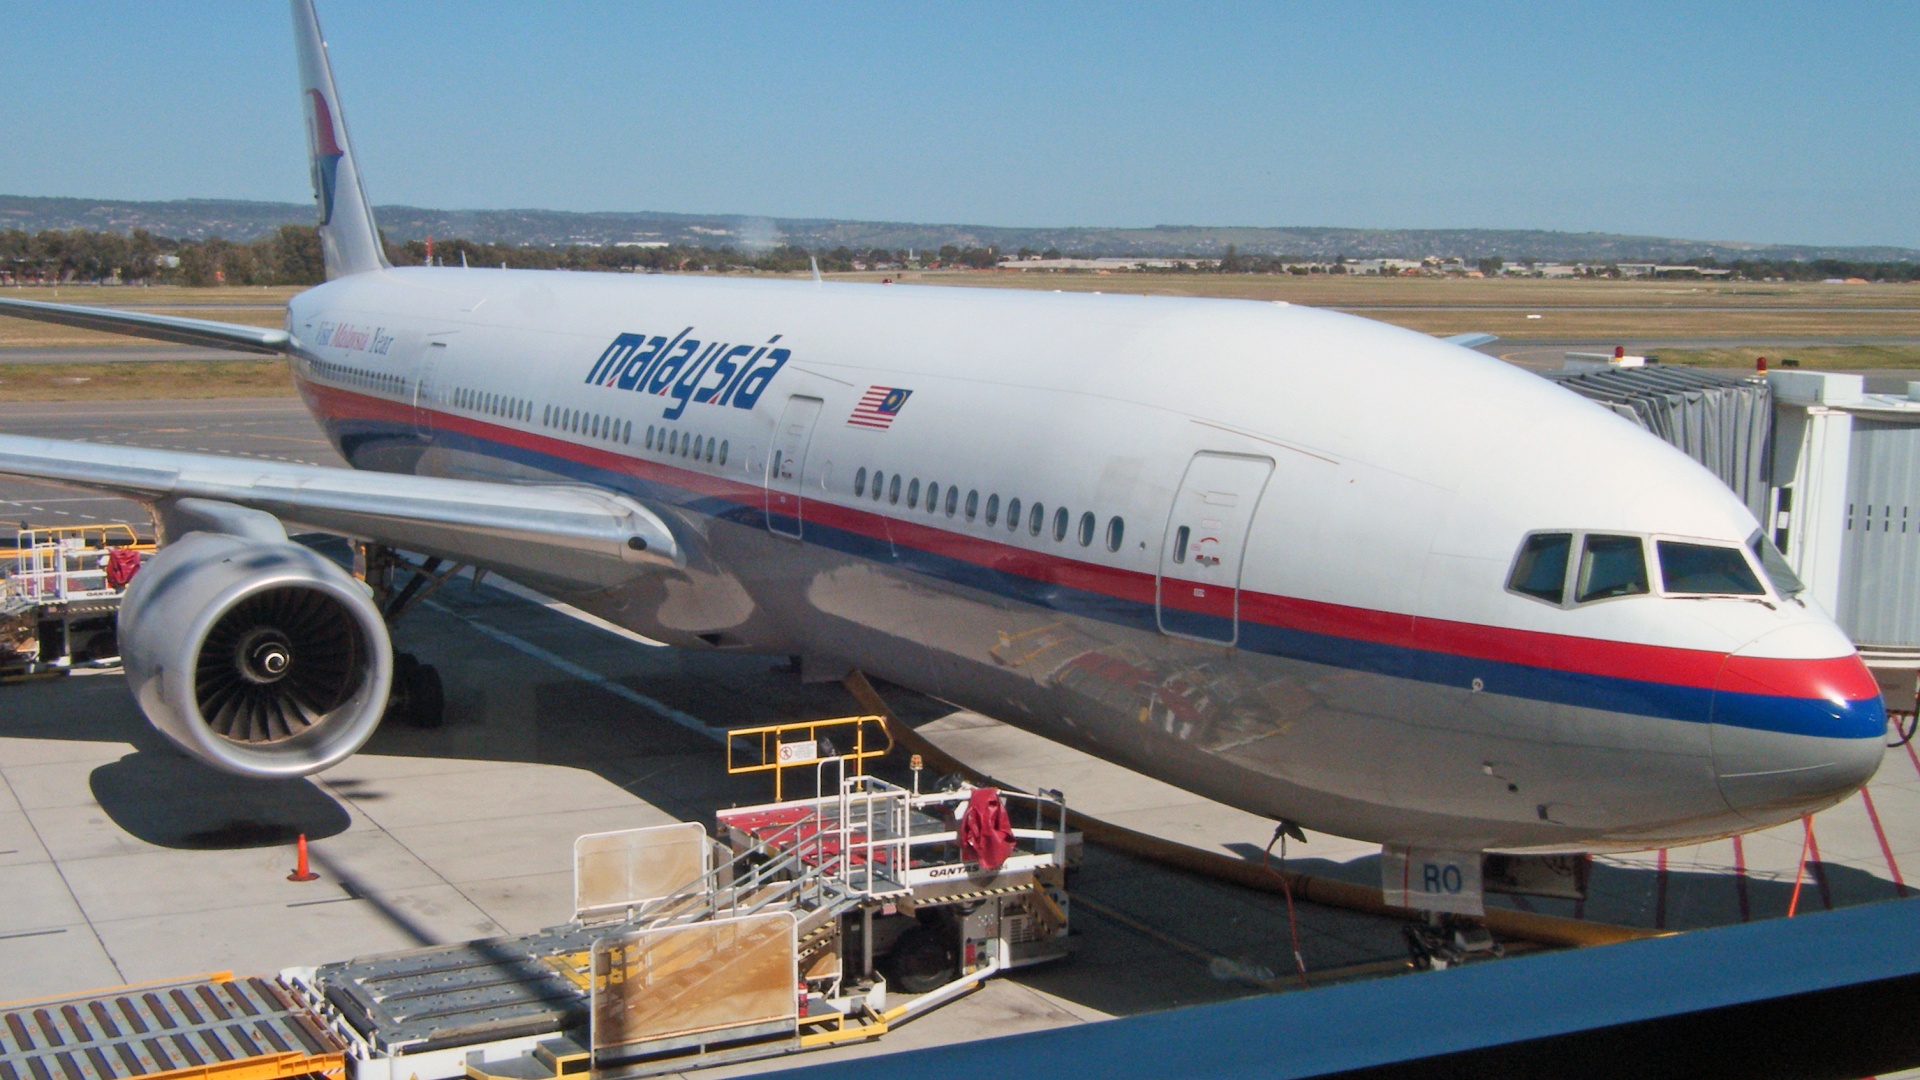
[0,361,297,400]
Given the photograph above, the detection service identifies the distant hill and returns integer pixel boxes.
[4,194,1916,263]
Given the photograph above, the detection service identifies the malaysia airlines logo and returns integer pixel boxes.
[584,329,790,420]
[848,386,911,429]
[306,89,345,225]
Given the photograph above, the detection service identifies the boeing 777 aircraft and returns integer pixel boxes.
[0,3,1886,869]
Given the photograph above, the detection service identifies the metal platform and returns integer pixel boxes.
[0,975,347,1080]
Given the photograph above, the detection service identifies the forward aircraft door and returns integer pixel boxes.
[766,396,823,538]
[1157,453,1274,644]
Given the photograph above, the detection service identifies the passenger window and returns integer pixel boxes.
[985,494,1000,526]
[1007,498,1021,531]
[907,479,921,508]
[873,471,886,501]
[1508,533,1572,603]
[1105,516,1124,552]
[1078,511,1094,547]
[646,425,655,449]
[719,440,729,466]
[1173,525,1190,563]
[669,430,678,453]
[890,475,902,505]
[965,490,979,521]
[855,467,868,497]
[1576,535,1649,602]
[945,487,959,517]
[704,439,714,463]
[1053,506,1068,542]
[926,483,939,514]
[1030,503,1045,537]
[1658,541,1765,595]
[625,421,633,443]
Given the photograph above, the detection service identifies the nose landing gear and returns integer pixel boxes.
[1403,912,1502,971]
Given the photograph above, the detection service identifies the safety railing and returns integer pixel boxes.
[6,524,148,602]
[726,714,891,800]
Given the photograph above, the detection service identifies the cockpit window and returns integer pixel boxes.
[1508,533,1571,603]
[1576,534,1649,603]
[1748,530,1805,599]
[1658,541,1765,596]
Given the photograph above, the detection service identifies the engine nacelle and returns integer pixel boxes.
[119,531,393,778]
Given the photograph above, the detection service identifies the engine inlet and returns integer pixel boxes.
[195,587,366,744]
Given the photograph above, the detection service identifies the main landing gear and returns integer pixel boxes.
[360,544,454,729]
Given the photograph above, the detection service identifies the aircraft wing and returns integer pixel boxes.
[1442,332,1499,350]
[0,296,290,354]
[0,434,681,590]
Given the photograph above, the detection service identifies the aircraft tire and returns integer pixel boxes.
[407,664,445,729]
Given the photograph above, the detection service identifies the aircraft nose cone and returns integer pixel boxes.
[1710,626,1886,826]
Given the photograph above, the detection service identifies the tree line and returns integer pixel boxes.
[0,227,1006,285]
[4,226,1916,284]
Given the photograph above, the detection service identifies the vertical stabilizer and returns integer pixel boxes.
[291,0,388,278]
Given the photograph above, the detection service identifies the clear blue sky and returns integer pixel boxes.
[5,2,1917,248]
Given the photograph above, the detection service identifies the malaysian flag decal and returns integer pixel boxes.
[848,386,912,429]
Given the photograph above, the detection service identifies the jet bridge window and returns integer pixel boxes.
[1576,534,1649,603]
[1658,541,1765,596]
[1508,533,1572,603]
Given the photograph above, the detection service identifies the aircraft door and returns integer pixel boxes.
[413,336,450,437]
[766,395,824,538]
[1157,453,1274,645]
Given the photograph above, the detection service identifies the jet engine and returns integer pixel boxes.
[118,530,392,778]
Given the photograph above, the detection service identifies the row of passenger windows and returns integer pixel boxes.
[543,404,633,446]
[852,466,1125,553]
[644,424,729,467]
[1507,530,1801,606]
[313,358,404,396]
[452,386,734,469]
[454,386,531,423]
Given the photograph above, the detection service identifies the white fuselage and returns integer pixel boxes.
[282,267,1887,852]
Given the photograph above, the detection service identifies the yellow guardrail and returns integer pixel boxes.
[726,715,892,800]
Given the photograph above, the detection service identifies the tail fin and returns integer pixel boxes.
[291,0,387,279]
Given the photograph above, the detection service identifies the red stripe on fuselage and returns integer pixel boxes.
[299,378,1877,707]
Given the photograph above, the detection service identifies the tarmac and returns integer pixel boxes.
[0,396,1915,1076]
